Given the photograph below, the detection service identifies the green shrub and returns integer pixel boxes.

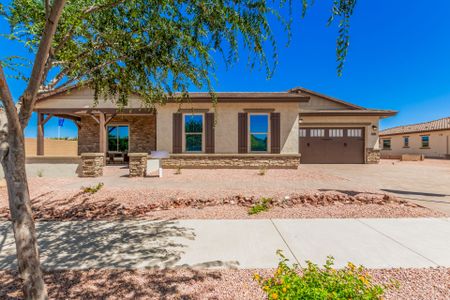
[174,166,182,175]
[258,166,267,176]
[248,197,271,215]
[82,182,104,194]
[254,250,387,300]
[36,169,44,177]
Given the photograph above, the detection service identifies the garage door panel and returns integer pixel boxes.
[300,128,365,164]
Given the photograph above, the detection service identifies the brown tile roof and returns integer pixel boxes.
[380,117,450,136]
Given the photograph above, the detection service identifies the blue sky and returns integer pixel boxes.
[1,0,450,138]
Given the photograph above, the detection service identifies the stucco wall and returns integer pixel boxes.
[156,102,299,154]
[299,115,381,150]
[380,130,450,158]
[300,94,351,111]
[35,88,147,109]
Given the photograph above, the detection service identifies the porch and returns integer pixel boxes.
[35,108,156,163]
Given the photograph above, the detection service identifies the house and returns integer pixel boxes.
[380,117,450,159]
[33,86,396,167]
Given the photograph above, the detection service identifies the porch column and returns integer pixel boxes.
[37,112,44,156]
[99,112,106,154]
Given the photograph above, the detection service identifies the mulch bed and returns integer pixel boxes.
[0,191,441,221]
[1,268,449,299]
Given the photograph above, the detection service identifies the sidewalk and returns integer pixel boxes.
[1,218,449,270]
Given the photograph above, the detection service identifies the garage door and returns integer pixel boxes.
[299,128,365,164]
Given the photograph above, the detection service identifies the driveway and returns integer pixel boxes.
[304,159,450,215]
[1,218,449,270]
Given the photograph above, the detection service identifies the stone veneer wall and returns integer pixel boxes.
[128,153,148,177]
[366,148,381,164]
[161,155,300,169]
[78,115,156,154]
[80,153,105,177]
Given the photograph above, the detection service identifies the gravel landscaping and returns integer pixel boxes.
[0,268,448,299]
[0,181,444,220]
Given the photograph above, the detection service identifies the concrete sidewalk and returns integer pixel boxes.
[1,218,449,270]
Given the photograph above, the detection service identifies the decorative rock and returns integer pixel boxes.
[161,154,300,169]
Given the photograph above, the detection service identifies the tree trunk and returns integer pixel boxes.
[1,129,48,299]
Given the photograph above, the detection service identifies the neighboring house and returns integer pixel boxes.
[33,86,395,167]
[380,117,450,159]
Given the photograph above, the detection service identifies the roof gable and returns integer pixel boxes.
[380,117,450,136]
[289,87,366,110]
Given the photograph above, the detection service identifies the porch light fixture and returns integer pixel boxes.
[372,125,378,131]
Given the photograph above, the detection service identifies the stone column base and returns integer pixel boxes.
[128,153,148,177]
[366,148,381,164]
[80,153,105,177]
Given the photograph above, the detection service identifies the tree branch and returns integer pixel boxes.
[53,0,125,57]
[84,0,126,14]
[18,0,67,128]
[0,64,21,162]
[0,64,20,133]
[44,0,50,18]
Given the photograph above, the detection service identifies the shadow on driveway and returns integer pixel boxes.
[380,189,449,198]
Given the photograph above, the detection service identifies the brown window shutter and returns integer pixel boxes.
[270,112,281,154]
[205,113,215,153]
[238,112,248,153]
[172,113,182,153]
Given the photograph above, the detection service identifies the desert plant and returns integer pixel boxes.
[254,250,388,300]
[248,197,272,215]
[82,182,104,194]
[36,169,43,177]
[258,166,267,176]
[174,166,182,175]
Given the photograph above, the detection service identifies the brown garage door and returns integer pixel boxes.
[299,128,365,164]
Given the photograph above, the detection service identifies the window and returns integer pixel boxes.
[347,129,362,137]
[382,139,391,150]
[421,136,430,148]
[184,114,203,152]
[299,129,307,137]
[329,129,344,137]
[107,125,129,152]
[310,129,325,137]
[249,113,269,152]
[403,136,409,148]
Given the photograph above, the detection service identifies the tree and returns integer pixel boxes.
[0,0,356,298]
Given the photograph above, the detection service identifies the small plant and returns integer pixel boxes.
[248,197,272,215]
[258,166,267,176]
[36,169,44,177]
[82,182,104,194]
[254,250,389,300]
[174,166,182,175]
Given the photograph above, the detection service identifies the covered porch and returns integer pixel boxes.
[34,108,156,164]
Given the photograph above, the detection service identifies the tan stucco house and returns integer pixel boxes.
[33,86,396,167]
[380,117,450,159]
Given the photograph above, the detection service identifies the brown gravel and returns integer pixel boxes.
[0,187,443,221]
[1,268,448,299]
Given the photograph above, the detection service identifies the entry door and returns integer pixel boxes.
[299,128,365,164]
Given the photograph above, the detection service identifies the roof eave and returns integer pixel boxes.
[300,110,398,117]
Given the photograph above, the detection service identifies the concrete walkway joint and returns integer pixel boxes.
[0,218,449,271]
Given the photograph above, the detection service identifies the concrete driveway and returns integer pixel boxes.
[1,218,449,270]
[303,159,450,215]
